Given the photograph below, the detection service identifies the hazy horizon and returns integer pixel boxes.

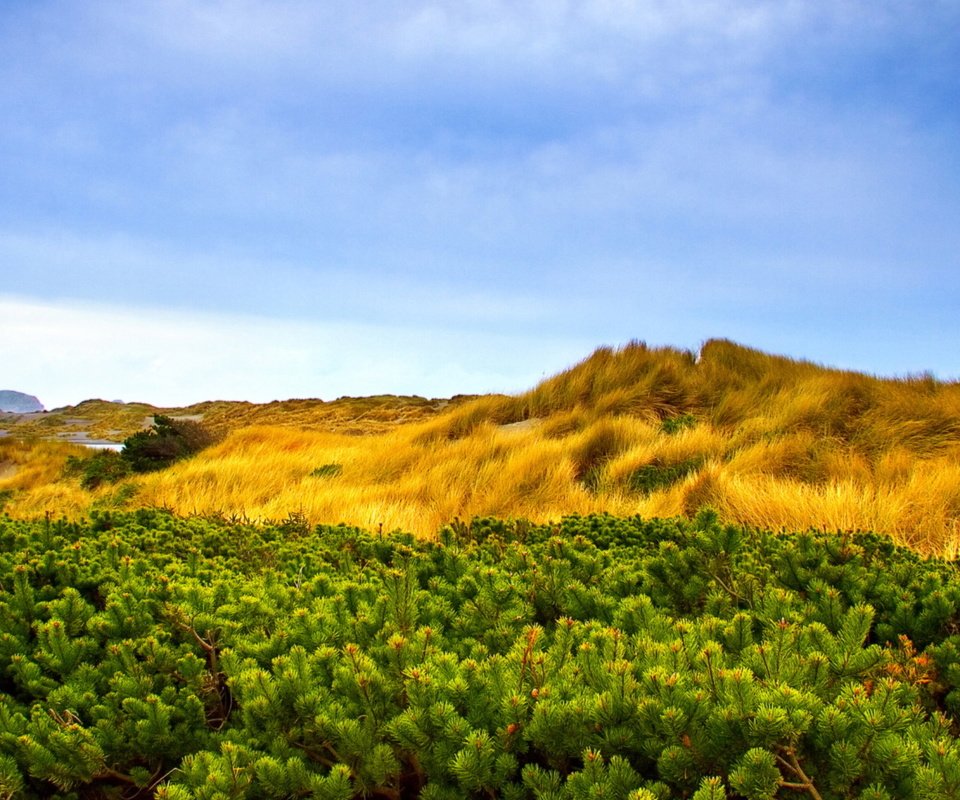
[3,326,957,414]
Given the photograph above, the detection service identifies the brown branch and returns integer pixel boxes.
[165,606,233,730]
[292,742,339,769]
[93,767,139,785]
[775,750,824,800]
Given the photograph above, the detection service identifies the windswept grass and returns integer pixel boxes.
[5,339,960,555]
[0,394,456,443]
[0,438,91,515]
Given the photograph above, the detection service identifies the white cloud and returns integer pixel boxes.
[0,228,564,330]
[1,0,957,396]
[0,295,591,409]
[34,0,849,99]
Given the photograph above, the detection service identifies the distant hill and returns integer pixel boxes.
[0,390,44,413]
[3,339,960,555]
[0,393,459,442]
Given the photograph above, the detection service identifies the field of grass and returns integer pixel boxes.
[0,393,457,442]
[3,339,960,555]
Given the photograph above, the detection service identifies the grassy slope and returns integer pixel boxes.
[3,339,960,554]
[0,393,459,441]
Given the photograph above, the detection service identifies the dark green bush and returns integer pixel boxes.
[63,450,132,489]
[1,511,959,798]
[310,463,343,478]
[122,415,218,473]
[660,412,697,434]
[629,456,704,493]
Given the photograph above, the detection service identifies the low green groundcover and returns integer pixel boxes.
[1,508,959,799]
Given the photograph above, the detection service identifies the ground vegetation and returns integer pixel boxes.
[2,340,959,554]
[1,510,960,798]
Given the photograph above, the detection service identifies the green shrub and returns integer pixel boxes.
[1,511,960,798]
[660,412,697,434]
[310,463,343,478]
[629,456,704,494]
[64,450,132,489]
[122,415,218,473]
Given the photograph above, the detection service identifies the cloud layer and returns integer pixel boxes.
[0,295,593,409]
[2,1,958,402]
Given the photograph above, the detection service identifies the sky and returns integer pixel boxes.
[1,1,959,409]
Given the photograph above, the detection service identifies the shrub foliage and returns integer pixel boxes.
[122,415,218,473]
[62,416,218,492]
[0,511,960,797]
[63,450,132,489]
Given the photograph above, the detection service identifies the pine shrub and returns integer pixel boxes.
[0,511,959,797]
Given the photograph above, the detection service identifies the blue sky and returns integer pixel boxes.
[2,1,959,408]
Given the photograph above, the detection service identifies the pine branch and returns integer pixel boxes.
[164,605,233,730]
[707,567,750,607]
[775,749,824,800]
[292,742,339,769]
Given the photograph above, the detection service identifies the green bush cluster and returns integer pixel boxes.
[310,464,344,479]
[63,416,218,490]
[121,415,218,473]
[628,458,705,494]
[660,414,697,435]
[64,451,132,490]
[0,510,959,798]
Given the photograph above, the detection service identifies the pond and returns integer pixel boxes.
[80,441,124,452]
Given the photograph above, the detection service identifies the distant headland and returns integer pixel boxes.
[0,390,44,413]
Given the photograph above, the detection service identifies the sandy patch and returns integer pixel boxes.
[56,431,91,440]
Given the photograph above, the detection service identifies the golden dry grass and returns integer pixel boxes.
[4,339,960,555]
[0,438,91,516]
[0,394,457,443]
